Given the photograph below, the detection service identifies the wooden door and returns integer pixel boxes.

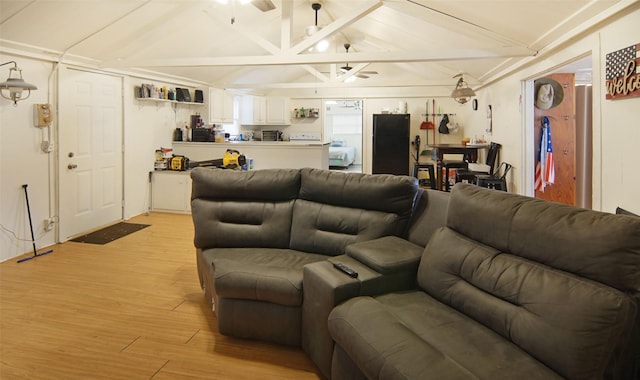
[534,73,576,205]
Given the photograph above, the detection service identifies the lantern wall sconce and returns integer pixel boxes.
[0,61,37,106]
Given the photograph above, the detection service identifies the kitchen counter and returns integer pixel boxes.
[172,141,329,170]
[173,141,329,147]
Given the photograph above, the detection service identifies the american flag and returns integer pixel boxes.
[534,117,555,192]
[606,44,640,79]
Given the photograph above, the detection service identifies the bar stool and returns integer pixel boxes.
[476,162,512,191]
[443,160,469,191]
[412,163,436,190]
[455,170,477,185]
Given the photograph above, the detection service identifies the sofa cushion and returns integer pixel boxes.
[191,168,300,249]
[418,227,636,380]
[345,236,423,274]
[329,292,562,379]
[289,168,420,255]
[447,183,640,292]
[298,168,418,235]
[290,200,403,256]
[202,248,328,306]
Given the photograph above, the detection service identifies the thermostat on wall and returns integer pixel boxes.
[34,104,53,127]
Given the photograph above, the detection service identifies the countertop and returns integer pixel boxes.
[172,141,330,147]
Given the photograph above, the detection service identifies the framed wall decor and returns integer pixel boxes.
[605,43,640,100]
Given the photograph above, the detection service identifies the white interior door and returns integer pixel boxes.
[58,67,123,240]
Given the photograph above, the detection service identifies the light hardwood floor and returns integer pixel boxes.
[0,213,322,380]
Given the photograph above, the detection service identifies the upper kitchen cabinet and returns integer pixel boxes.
[241,96,291,126]
[265,97,290,125]
[209,88,234,124]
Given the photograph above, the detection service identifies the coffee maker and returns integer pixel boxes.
[190,114,203,129]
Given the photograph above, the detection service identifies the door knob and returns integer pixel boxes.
[68,164,78,169]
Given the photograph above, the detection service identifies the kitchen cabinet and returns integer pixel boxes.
[241,96,290,125]
[209,88,234,124]
[266,97,290,124]
[241,95,266,125]
[151,171,192,213]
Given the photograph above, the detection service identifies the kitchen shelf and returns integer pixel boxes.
[421,112,456,117]
[135,97,204,106]
[292,108,320,118]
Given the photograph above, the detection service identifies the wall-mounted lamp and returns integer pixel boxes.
[0,61,37,106]
[451,74,475,105]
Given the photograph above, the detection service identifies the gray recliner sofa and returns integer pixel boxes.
[191,168,640,380]
[325,183,640,379]
[190,167,420,346]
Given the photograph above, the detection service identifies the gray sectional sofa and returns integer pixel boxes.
[191,167,420,346]
[190,168,640,380]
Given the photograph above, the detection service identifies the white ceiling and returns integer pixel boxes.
[0,0,631,94]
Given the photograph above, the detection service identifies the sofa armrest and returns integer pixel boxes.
[302,239,423,378]
[346,235,423,275]
[302,260,365,379]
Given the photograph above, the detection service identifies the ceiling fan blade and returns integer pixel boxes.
[356,74,370,79]
[251,0,275,12]
[361,71,378,75]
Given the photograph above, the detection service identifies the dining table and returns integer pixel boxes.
[426,143,490,190]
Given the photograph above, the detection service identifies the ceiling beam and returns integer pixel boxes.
[301,65,331,83]
[286,1,383,55]
[226,79,467,89]
[109,46,535,68]
[280,0,293,50]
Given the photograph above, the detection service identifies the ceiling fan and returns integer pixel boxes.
[251,0,276,12]
[340,43,378,79]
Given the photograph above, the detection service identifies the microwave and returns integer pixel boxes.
[262,130,280,141]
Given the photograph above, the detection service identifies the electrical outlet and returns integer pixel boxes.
[44,218,55,231]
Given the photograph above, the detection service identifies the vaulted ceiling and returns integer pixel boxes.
[0,0,631,95]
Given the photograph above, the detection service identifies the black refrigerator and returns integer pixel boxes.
[372,113,410,175]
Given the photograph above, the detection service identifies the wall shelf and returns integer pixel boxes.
[293,108,319,118]
[421,113,456,117]
[135,84,204,106]
[135,97,204,106]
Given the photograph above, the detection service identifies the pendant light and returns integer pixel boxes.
[451,74,475,104]
[306,3,329,52]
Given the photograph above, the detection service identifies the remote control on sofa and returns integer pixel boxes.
[332,262,358,278]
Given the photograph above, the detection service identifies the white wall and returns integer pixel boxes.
[456,6,640,213]
[1,54,207,262]
[123,77,207,219]
[1,56,56,262]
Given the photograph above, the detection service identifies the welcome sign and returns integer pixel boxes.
[605,43,640,100]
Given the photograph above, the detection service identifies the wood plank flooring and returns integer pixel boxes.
[0,213,322,380]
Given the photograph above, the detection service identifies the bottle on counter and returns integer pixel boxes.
[173,127,182,141]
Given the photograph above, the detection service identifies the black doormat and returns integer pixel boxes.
[71,222,150,245]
